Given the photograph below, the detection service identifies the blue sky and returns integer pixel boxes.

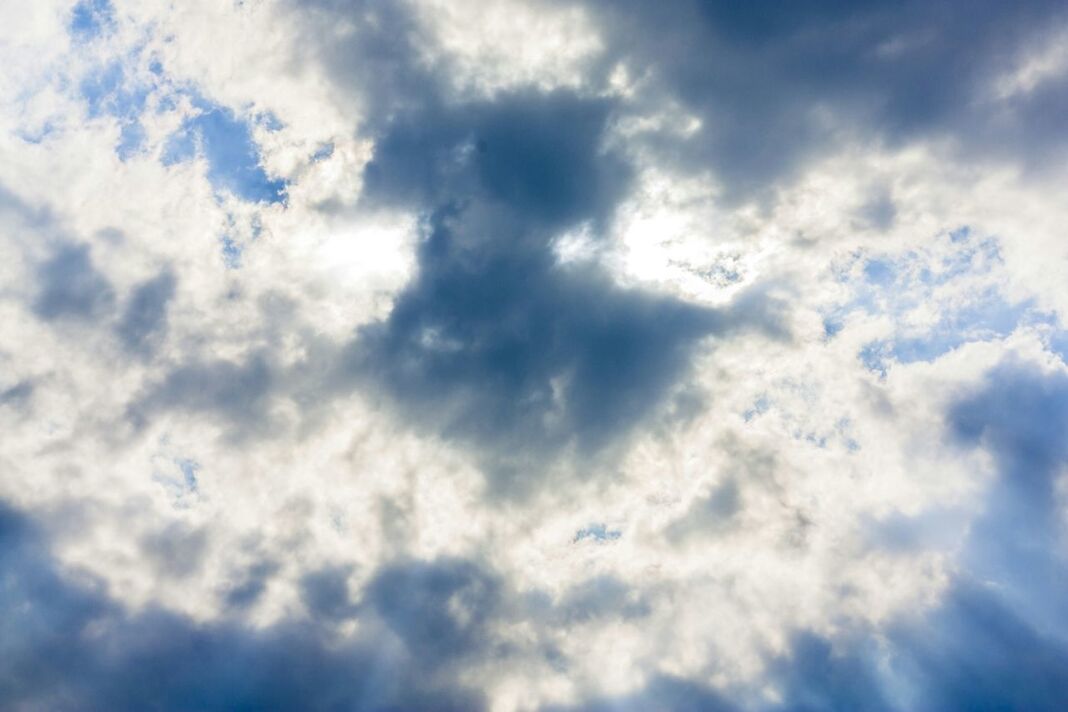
[1,1,1068,710]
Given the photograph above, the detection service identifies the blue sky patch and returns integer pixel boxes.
[220,235,242,269]
[80,62,143,120]
[574,523,622,543]
[859,292,1045,374]
[311,142,335,162]
[76,53,285,200]
[70,0,115,41]
[79,61,150,161]
[1049,330,1068,364]
[165,99,287,204]
[819,231,1053,374]
[116,121,146,160]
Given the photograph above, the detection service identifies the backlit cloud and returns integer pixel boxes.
[1,1,1067,709]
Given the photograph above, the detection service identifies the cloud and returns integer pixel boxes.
[362,557,503,668]
[665,477,741,541]
[892,582,1068,711]
[129,353,279,437]
[0,380,34,408]
[0,499,491,711]
[576,0,1068,198]
[749,361,1068,712]
[545,675,740,712]
[117,269,176,354]
[33,243,115,322]
[221,560,278,610]
[344,88,785,487]
[3,1,1068,709]
[946,363,1068,634]
[567,361,1068,711]
[140,520,209,579]
[1,496,675,710]
[299,564,358,620]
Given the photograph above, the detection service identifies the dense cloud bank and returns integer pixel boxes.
[2,0,1068,709]
[0,501,489,710]
[348,89,784,485]
[578,0,1068,198]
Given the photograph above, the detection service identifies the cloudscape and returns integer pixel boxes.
[3,1,1068,709]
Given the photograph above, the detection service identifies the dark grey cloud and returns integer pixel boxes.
[300,564,358,621]
[130,353,277,436]
[140,521,208,579]
[117,269,176,354]
[0,183,56,230]
[889,582,1068,712]
[949,363,1068,501]
[33,242,115,321]
[360,91,629,228]
[3,501,676,711]
[0,500,492,711]
[544,675,740,712]
[0,380,34,409]
[548,575,650,624]
[857,185,897,232]
[240,3,780,492]
[751,580,1068,712]
[766,633,893,712]
[223,560,278,610]
[946,363,1068,638]
[342,89,783,489]
[665,478,741,541]
[362,557,502,669]
[572,0,1068,199]
[291,0,439,122]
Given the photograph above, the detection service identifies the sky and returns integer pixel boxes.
[1,1,1068,710]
